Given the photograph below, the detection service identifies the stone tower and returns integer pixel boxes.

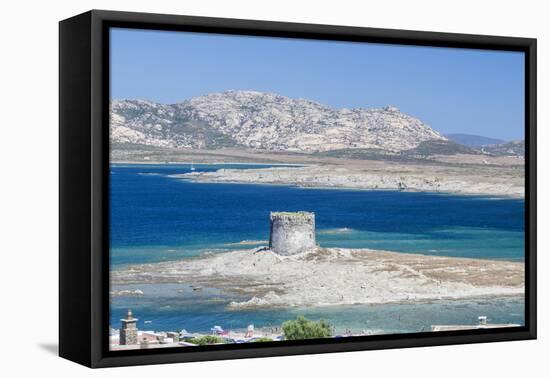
[119,309,138,345]
[269,211,316,255]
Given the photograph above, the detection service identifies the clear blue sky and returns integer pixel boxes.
[111,28,525,141]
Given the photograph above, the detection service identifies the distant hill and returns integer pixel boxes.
[402,140,479,157]
[317,140,478,161]
[445,133,505,147]
[111,90,447,154]
[480,140,525,157]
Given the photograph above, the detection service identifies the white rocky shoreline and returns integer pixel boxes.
[171,164,524,198]
[111,247,524,309]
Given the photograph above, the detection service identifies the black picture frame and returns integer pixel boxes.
[59,9,537,368]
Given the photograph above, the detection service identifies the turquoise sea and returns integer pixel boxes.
[110,164,525,334]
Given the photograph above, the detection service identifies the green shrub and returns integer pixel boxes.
[187,335,224,346]
[282,316,333,340]
[252,337,274,343]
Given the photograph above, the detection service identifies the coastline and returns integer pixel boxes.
[111,247,524,309]
[171,164,524,198]
[111,160,307,167]
[109,294,524,350]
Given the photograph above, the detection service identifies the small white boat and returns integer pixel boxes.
[190,161,196,171]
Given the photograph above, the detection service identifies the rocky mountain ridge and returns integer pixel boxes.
[110,90,447,153]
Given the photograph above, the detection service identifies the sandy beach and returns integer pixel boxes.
[111,247,524,309]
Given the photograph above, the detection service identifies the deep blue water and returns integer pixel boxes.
[109,163,525,334]
[110,164,525,267]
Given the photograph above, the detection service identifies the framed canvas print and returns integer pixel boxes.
[59,10,537,368]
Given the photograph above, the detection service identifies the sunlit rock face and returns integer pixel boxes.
[110,90,446,153]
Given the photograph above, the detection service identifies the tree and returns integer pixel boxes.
[187,335,225,346]
[282,316,333,340]
[252,337,274,343]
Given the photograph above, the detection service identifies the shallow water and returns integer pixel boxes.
[110,283,524,334]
